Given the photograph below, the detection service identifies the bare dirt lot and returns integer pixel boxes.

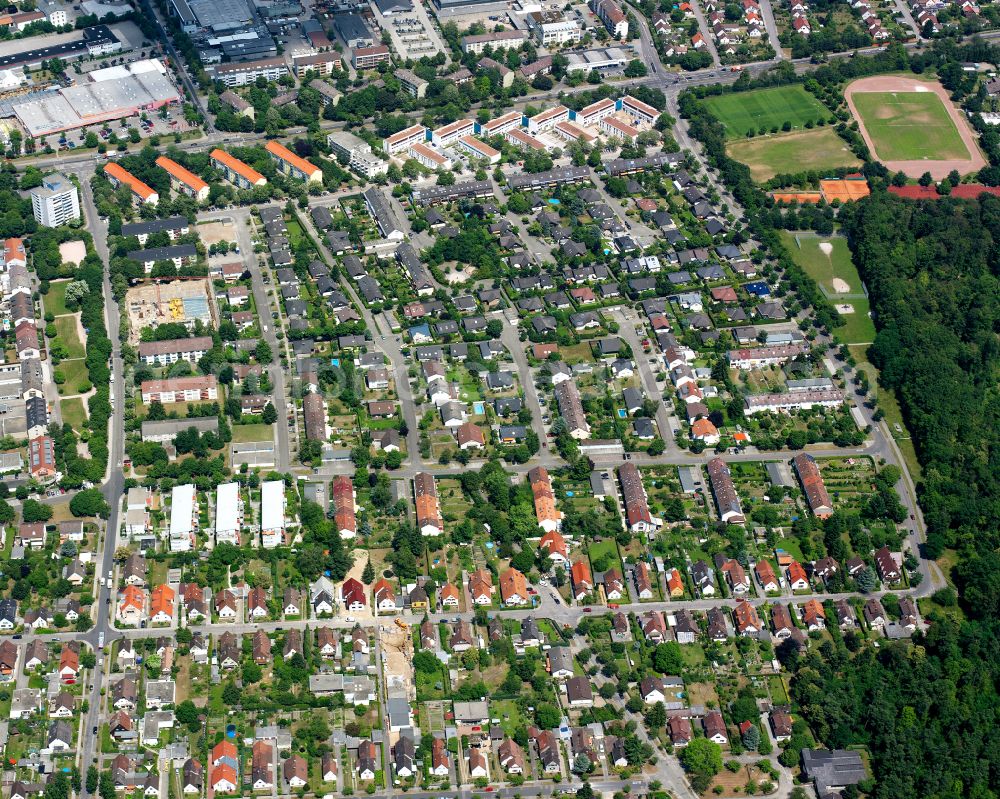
[59,240,86,266]
[197,220,237,248]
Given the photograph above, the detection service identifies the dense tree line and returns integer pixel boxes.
[775,189,1000,799]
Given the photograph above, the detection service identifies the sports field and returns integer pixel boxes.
[850,91,970,162]
[780,231,876,345]
[727,128,862,182]
[703,86,830,139]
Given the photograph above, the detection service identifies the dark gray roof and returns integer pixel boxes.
[121,216,189,237]
[127,244,197,262]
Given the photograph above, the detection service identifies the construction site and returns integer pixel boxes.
[125,278,215,343]
[380,618,416,702]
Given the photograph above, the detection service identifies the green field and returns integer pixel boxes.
[704,86,830,139]
[45,281,72,316]
[781,232,875,344]
[231,423,273,443]
[56,358,89,393]
[728,127,862,182]
[60,397,88,431]
[54,315,86,359]
[851,91,970,161]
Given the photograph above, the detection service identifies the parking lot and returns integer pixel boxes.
[38,102,193,155]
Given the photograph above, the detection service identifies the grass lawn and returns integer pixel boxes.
[231,422,273,443]
[149,559,169,586]
[851,90,970,161]
[45,281,72,316]
[704,85,830,139]
[835,296,877,344]
[55,358,89,394]
[60,397,88,431]
[54,315,86,359]
[490,698,525,736]
[588,538,621,573]
[728,127,862,182]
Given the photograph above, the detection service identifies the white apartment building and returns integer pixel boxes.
[260,480,285,548]
[526,12,581,46]
[382,124,427,155]
[214,482,242,545]
[30,173,80,227]
[169,484,196,552]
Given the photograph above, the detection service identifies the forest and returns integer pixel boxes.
[780,191,1000,799]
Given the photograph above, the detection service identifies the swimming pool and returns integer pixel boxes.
[617,409,627,418]
[473,401,485,414]
[548,198,561,205]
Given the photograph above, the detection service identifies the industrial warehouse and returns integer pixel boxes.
[9,59,181,137]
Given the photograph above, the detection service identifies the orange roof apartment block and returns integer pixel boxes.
[265,140,322,183]
[332,475,356,539]
[528,466,562,533]
[103,162,158,206]
[792,453,834,518]
[500,567,529,606]
[414,472,443,537]
[210,149,267,190]
[156,156,209,202]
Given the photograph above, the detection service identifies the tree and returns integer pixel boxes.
[855,566,877,593]
[262,403,278,424]
[222,682,242,706]
[679,737,722,777]
[70,488,110,518]
[362,558,375,584]
[742,723,760,751]
[572,754,592,775]
[86,767,98,794]
[176,700,200,730]
[256,340,273,364]
[653,641,683,673]
[535,703,561,728]
[64,280,91,307]
[21,499,52,523]
[645,702,667,729]
[242,661,263,684]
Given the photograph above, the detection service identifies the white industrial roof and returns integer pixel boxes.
[15,67,179,136]
[215,482,240,536]
[169,484,196,538]
[260,480,284,532]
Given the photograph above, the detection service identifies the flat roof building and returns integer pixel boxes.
[260,480,285,548]
[169,483,196,551]
[214,482,242,545]
[210,56,287,87]
[30,172,79,227]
